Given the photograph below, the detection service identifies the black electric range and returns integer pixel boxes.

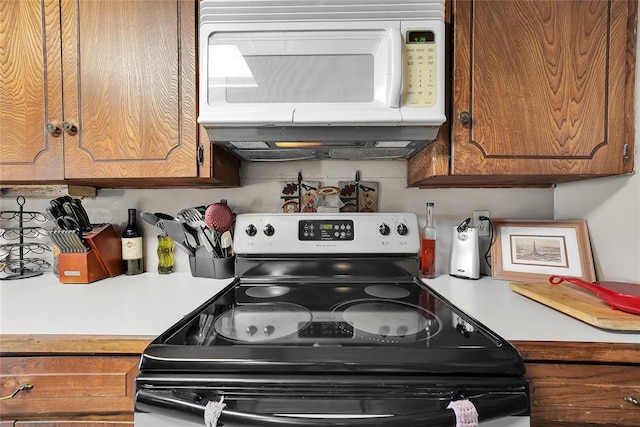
[136,213,529,426]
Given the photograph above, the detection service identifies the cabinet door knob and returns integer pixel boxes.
[624,396,640,406]
[458,111,472,125]
[46,122,61,136]
[62,121,78,135]
[0,384,33,401]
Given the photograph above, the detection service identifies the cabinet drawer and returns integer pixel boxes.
[527,363,640,426]
[0,356,139,419]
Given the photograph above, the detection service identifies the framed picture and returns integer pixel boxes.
[491,220,596,283]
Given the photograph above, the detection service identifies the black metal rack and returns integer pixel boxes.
[0,196,51,280]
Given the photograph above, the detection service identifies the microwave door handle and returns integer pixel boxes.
[387,28,402,108]
[137,389,529,426]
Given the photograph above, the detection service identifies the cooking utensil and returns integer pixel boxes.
[63,202,89,231]
[56,215,80,231]
[50,230,89,253]
[140,211,160,227]
[142,212,197,255]
[155,212,175,221]
[220,230,233,258]
[174,216,199,249]
[70,198,93,231]
[49,198,66,219]
[549,275,640,315]
[177,208,215,253]
[71,230,90,252]
[158,219,195,257]
[204,200,235,234]
[48,232,66,252]
[195,313,215,345]
[44,207,57,223]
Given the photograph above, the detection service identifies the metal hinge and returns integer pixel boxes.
[197,143,205,166]
[623,143,629,163]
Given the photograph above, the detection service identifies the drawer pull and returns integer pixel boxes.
[624,396,640,406]
[0,384,33,401]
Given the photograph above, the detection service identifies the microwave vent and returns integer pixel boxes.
[237,149,318,161]
[328,147,411,160]
[229,141,270,149]
[200,0,445,23]
[374,141,412,148]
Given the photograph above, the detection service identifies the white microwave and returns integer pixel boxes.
[198,0,446,161]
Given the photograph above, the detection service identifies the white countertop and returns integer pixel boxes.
[424,275,640,344]
[0,272,233,336]
[1,272,639,343]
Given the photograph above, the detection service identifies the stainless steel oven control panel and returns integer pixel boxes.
[299,219,354,241]
[234,213,419,255]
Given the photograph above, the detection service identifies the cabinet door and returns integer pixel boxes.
[60,0,198,179]
[452,0,635,177]
[0,0,64,181]
[0,355,139,419]
[526,363,640,426]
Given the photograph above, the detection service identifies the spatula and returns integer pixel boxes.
[220,230,233,258]
[158,219,195,256]
[549,275,640,315]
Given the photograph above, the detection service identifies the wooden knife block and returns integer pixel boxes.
[58,224,123,284]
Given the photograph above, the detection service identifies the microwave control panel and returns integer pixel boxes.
[404,30,437,107]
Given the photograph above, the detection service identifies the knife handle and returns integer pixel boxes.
[71,199,93,232]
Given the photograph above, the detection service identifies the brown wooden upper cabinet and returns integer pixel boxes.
[408,0,637,187]
[0,0,239,187]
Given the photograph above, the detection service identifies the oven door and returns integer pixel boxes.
[136,374,529,427]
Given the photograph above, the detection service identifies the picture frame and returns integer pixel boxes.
[491,219,596,283]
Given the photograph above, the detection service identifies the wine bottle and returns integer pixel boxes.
[421,202,437,278]
[121,208,143,275]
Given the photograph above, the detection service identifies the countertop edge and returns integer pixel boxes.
[511,340,640,364]
[0,334,154,355]
[2,334,640,365]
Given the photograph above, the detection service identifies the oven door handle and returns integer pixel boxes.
[136,389,528,426]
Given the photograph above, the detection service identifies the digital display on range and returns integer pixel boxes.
[299,220,354,241]
[298,322,353,338]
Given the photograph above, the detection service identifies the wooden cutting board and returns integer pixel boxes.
[510,282,640,332]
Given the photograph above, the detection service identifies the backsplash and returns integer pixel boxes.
[0,160,554,275]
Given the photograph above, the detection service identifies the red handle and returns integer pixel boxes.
[548,275,618,297]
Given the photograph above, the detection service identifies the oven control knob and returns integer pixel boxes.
[263,224,275,236]
[245,224,257,236]
[378,223,390,236]
[246,325,258,336]
[396,223,409,236]
[264,325,275,335]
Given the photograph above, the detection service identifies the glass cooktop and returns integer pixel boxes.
[163,279,499,349]
[140,278,525,376]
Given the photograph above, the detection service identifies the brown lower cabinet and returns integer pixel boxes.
[0,355,139,424]
[513,341,640,426]
[0,336,147,425]
[1,337,639,425]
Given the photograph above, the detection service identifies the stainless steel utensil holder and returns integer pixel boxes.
[188,246,235,279]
